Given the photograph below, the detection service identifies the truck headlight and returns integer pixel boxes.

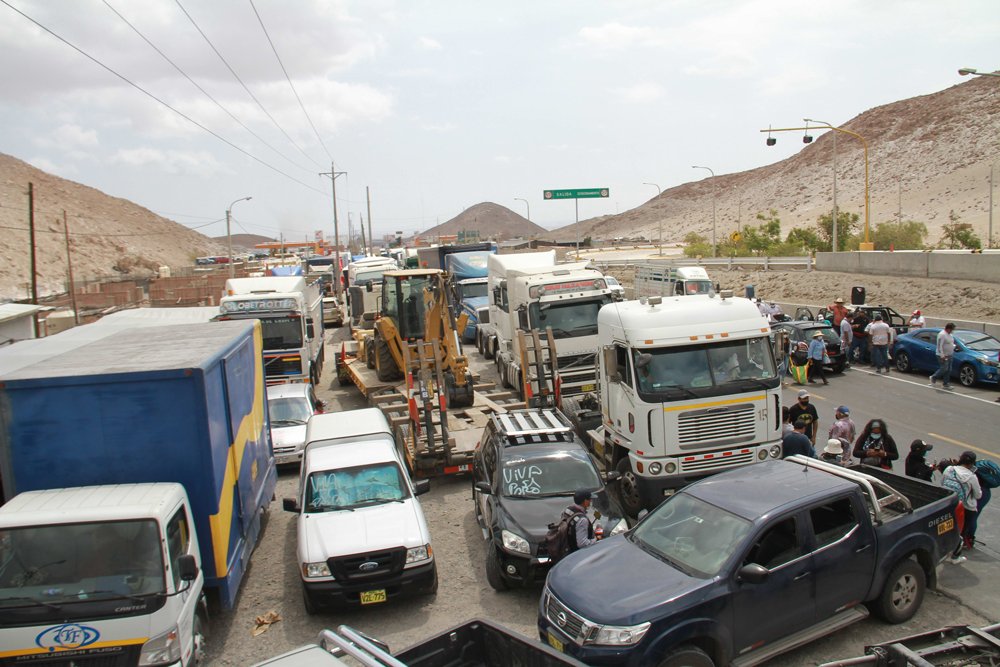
[406,544,432,565]
[648,462,662,475]
[302,562,331,578]
[608,518,628,536]
[501,529,531,554]
[587,621,650,646]
[138,626,181,665]
[769,445,782,459]
[664,461,677,474]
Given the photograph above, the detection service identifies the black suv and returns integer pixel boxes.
[472,409,626,591]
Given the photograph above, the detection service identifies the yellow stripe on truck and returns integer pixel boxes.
[663,394,766,412]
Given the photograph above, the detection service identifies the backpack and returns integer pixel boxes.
[544,511,583,565]
[976,460,1000,489]
[941,467,969,502]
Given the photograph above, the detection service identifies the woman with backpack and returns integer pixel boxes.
[969,458,1000,548]
[941,451,983,558]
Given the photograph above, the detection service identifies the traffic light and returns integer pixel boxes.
[766,137,776,146]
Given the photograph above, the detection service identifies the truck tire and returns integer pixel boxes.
[376,336,401,382]
[365,337,375,369]
[484,336,495,360]
[486,546,509,591]
[499,361,512,389]
[617,457,645,518]
[191,613,208,666]
[657,646,715,667]
[445,371,474,408]
[874,559,925,623]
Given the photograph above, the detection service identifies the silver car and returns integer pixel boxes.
[267,383,322,465]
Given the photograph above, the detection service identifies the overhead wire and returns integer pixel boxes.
[0,0,328,197]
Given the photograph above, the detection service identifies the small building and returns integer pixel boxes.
[0,304,46,346]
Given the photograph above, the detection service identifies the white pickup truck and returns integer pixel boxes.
[283,408,437,613]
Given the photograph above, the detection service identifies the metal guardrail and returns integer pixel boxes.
[587,256,814,271]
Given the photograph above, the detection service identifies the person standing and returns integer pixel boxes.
[904,440,936,482]
[839,312,854,368]
[929,323,957,390]
[788,389,819,445]
[850,309,871,365]
[827,297,849,328]
[781,420,816,458]
[807,331,829,385]
[866,313,894,374]
[820,439,845,464]
[828,405,856,465]
[564,490,598,553]
[908,310,926,328]
[942,452,982,554]
[853,419,899,469]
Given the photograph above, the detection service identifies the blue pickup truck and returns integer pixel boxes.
[538,456,960,667]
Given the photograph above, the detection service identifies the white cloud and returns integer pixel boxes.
[615,83,666,104]
[418,36,443,51]
[110,148,227,178]
[35,124,99,151]
[578,23,660,50]
[421,122,456,133]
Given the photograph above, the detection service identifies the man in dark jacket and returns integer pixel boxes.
[850,309,870,364]
[564,490,597,553]
[905,440,935,482]
[782,420,816,458]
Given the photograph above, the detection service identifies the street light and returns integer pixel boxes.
[514,197,530,222]
[959,67,1000,78]
[226,196,252,278]
[804,117,839,252]
[643,182,663,256]
[691,166,717,257]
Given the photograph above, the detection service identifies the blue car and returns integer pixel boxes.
[892,328,1000,386]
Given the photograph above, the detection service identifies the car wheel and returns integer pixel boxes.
[873,558,925,624]
[302,585,319,615]
[894,350,911,373]
[616,457,644,518]
[959,363,977,387]
[485,546,509,591]
[657,646,715,667]
[473,486,486,530]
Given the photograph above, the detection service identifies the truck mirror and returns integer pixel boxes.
[737,563,769,584]
[306,320,315,338]
[517,307,529,331]
[602,347,619,382]
[414,479,431,496]
[282,497,300,513]
[177,554,199,582]
[635,352,653,370]
[475,481,493,495]
[366,281,373,293]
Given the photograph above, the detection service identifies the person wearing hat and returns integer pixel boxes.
[908,310,926,328]
[827,297,849,328]
[561,489,598,553]
[905,440,935,482]
[828,406,856,465]
[788,389,819,445]
[850,308,871,365]
[865,312,894,374]
[820,439,844,463]
[929,323,957,390]
[942,451,983,558]
[806,330,829,385]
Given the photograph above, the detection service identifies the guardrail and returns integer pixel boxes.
[588,256,814,271]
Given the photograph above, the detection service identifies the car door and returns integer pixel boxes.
[911,331,938,371]
[806,495,877,620]
[474,425,499,532]
[731,514,816,654]
[605,343,638,445]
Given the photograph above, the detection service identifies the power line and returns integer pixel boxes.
[0,0,327,197]
[249,0,332,162]
[173,0,323,169]
[102,0,315,175]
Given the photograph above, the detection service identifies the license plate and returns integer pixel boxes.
[937,518,955,535]
[581,383,596,392]
[360,589,387,605]
[547,631,564,652]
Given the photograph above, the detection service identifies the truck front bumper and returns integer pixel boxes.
[302,560,436,609]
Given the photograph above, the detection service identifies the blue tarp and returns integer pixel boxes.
[269,265,303,276]
[445,251,491,280]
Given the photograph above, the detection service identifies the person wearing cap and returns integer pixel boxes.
[852,418,899,470]
[781,420,815,459]
[806,330,829,385]
[827,297,849,328]
[788,389,819,444]
[562,489,597,553]
[942,451,983,557]
[905,440,936,482]
[929,323,957,390]
[828,406,856,465]
[865,312,894,374]
[820,439,844,464]
[908,310,926,328]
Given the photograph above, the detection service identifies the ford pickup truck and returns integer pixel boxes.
[538,456,961,667]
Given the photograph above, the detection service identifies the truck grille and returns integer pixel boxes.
[543,589,588,643]
[679,447,758,474]
[0,645,141,667]
[329,548,405,583]
[677,403,756,448]
[263,354,303,379]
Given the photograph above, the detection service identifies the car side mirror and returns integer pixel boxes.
[414,479,431,496]
[475,481,493,495]
[366,281,374,293]
[737,563,769,584]
[635,352,653,370]
[282,497,300,513]
[177,554,199,582]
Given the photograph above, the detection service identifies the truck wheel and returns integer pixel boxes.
[486,546,509,591]
[874,559,925,623]
[376,336,401,382]
[365,337,375,369]
[658,646,715,667]
[445,371,474,408]
[191,613,208,666]
[302,586,319,615]
[424,568,439,596]
[484,336,495,360]
[617,457,645,518]
[499,362,512,389]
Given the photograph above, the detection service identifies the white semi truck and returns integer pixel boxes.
[219,276,324,384]
[487,251,614,404]
[595,292,783,516]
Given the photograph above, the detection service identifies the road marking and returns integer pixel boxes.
[928,433,998,461]
[850,367,1000,405]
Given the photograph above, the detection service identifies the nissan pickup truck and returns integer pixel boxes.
[538,456,961,667]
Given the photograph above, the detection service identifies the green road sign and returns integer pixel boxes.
[543,188,609,200]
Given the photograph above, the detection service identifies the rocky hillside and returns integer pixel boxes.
[416,202,547,242]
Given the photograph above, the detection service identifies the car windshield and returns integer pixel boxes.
[633,336,778,400]
[305,462,409,511]
[500,450,601,498]
[268,396,312,426]
[0,520,165,607]
[955,332,1000,352]
[630,493,752,577]
[529,296,612,338]
[460,283,489,299]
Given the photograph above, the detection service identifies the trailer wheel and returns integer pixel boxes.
[365,337,375,369]
[873,558,925,623]
[486,546,509,591]
[483,335,495,360]
[617,457,644,518]
[657,646,715,667]
[375,336,401,382]
[499,361,512,389]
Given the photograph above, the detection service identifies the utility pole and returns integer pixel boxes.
[320,162,347,298]
[366,186,374,254]
[63,211,80,325]
[28,183,38,337]
[359,213,368,255]
[990,164,995,249]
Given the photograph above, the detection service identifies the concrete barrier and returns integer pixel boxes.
[816,250,1000,283]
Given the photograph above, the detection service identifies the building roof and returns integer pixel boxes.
[0,303,46,325]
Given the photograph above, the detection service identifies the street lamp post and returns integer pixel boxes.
[959,68,1000,78]
[805,118,838,252]
[691,166,716,257]
[226,196,252,279]
[643,182,663,256]
[514,197,530,222]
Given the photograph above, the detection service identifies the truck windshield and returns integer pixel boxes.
[630,493,751,577]
[682,280,713,295]
[633,336,778,401]
[0,520,165,607]
[260,316,304,349]
[459,282,489,299]
[500,450,602,498]
[354,269,387,284]
[305,462,410,511]
[529,296,612,338]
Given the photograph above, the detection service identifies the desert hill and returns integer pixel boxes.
[416,202,547,241]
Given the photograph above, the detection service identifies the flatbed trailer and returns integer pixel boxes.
[820,622,1000,666]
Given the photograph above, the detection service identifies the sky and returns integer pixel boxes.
[0,1,996,244]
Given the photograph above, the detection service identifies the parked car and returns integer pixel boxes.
[801,304,910,336]
[893,327,1000,386]
[472,409,627,591]
[322,295,344,327]
[604,276,625,299]
[771,320,847,372]
[267,383,322,465]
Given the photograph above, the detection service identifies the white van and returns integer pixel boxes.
[283,408,437,613]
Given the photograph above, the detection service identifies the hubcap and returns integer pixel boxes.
[892,574,917,609]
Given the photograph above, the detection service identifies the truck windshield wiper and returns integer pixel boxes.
[0,595,62,611]
[653,385,698,399]
[79,589,150,604]
[311,505,355,512]
[354,497,404,507]
[271,419,306,426]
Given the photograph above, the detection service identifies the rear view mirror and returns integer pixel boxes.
[177,554,199,582]
[737,563,769,584]
[635,353,653,370]
[602,347,619,382]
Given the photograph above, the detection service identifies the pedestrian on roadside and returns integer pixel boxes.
[563,490,598,553]
[850,309,871,365]
[807,331,829,385]
[942,452,982,554]
[853,419,899,470]
[904,440,936,482]
[929,322,957,390]
[820,439,844,464]
[781,420,816,458]
[866,313,894,374]
[840,312,854,368]
[908,310,926,328]
[788,389,819,445]
[781,406,793,436]
[827,297,849,328]
[972,460,1000,547]
[828,405,856,465]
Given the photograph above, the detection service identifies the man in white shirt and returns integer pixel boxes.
[865,313,894,374]
[929,322,957,389]
[839,312,854,367]
[909,310,926,328]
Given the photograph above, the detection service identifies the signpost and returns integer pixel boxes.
[543,187,610,256]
